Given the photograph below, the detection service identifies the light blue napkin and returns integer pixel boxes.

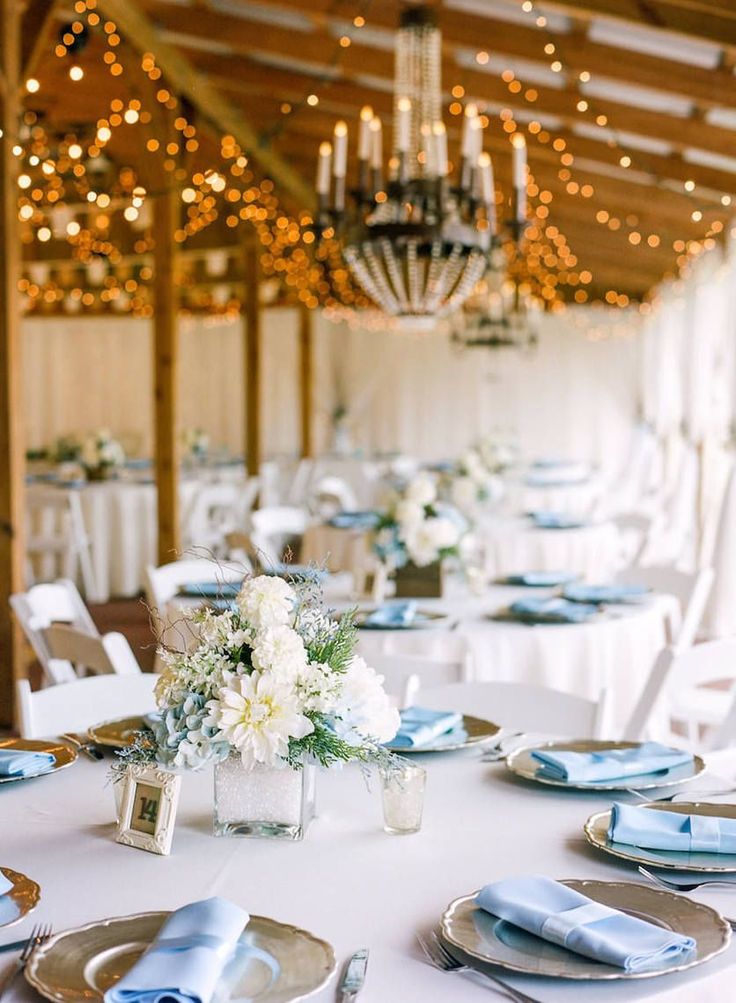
[0,748,55,778]
[476,875,695,971]
[531,742,693,783]
[525,473,589,487]
[391,706,464,748]
[563,583,649,605]
[328,511,380,530]
[609,803,736,853]
[529,511,586,530]
[364,601,418,628]
[104,898,277,1003]
[503,571,578,587]
[508,597,598,624]
[180,581,242,599]
[0,872,13,896]
[266,564,326,581]
[0,872,19,927]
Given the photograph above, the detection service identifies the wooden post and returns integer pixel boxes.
[243,239,261,477]
[0,0,25,727]
[152,191,180,564]
[298,304,314,459]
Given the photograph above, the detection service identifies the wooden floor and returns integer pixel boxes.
[88,596,158,672]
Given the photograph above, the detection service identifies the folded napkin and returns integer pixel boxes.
[364,600,418,628]
[105,897,275,1003]
[563,583,649,605]
[180,581,242,599]
[391,706,464,748]
[529,511,586,530]
[609,803,736,853]
[508,597,598,624]
[0,748,55,778]
[476,875,695,972]
[503,571,578,587]
[531,742,693,783]
[328,510,380,530]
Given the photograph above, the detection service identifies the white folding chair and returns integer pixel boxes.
[43,623,142,680]
[416,681,609,738]
[250,506,309,566]
[25,486,99,599]
[623,640,736,752]
[369,649,472,709]
[10,579,100,684]
[181,483,241,556]
[307,476,359,518]
[616,564,714,649]
[16,672,157,739]
[144,557,245,612]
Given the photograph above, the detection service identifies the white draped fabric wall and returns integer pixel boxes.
[23,307,641,466]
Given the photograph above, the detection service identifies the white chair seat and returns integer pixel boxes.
[671,687,731,726]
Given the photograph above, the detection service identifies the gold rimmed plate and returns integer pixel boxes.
[353,608,450,630]
[441,879,730,981]
[506,741,705,792]
[384,714,500,753]
[88,717,150,750]
[26,911,336,1003]
[0,738,76,784]
[585,802,736,873]
[0,867,41,929]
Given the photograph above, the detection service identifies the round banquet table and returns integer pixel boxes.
[504,476,604,519]
[478,516,621,582]
[347,583,678,735]
[4,748,735,1003]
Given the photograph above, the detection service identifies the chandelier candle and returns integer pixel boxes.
[512,133,528,222]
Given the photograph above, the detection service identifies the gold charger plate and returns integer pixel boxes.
[88,717,149,750]
[26,911,336,1003]
[354,608,449,630]
[585,801,736,873]
[506,740,705,791]
[384,714,500,753]
[441,879,730,981]
[0,867,41,929]
[0,738,76,784]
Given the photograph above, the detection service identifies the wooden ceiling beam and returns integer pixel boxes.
[96,0,316,209]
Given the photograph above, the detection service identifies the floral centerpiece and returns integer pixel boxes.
[80,429,125,480]
[476,433,518,474]
[181,427,210,461]
[373,472,465,586]
[444,447,504,517]
[118,574,399,839]
[52,434,82,464]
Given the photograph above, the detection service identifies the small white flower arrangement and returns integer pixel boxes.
[130,575,400,773]
[445,447,504,516]
[374,472,466,569]
[80,429,125,478]
[181,427,209,459]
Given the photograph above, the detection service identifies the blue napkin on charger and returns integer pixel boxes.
[0,748,55,778]
[180,581,242,599]
[0,872,13,896]
[508,597,598,624]
[503,571,578,587]
[328,511,380,530]
[364,601,418,628]
[529,511,586,530]
[0,871,19,927]
[531,742,693,783]
[104,898,278,1003]
[391,706,464,748]
[609,803,736,853]
[563,583,649,605]
[476,875,695,972]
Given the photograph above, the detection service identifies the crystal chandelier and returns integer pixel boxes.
[313,5,527,329]
[452,266,539,352]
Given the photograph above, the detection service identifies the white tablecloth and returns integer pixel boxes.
[478,516,621,582]
[507,476,604,518]
[351,584,677,735]
[4,749,735,1003]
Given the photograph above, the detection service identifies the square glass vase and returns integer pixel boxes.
[213,753,316,840]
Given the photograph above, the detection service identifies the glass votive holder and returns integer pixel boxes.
[380,763,426,835]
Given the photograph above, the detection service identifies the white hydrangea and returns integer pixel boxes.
[395,499,424,528]
[251,623,308,681]
[331,656,400,745]
[237,575,295,630]
[404,472,437,507]
[297,660,342,714]
[404,516,460,567]
[450,475,478,512]
[208,671,313,769]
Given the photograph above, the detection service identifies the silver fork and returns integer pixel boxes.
[638,865,736,902]
[417,931,542,1003]
[481,733,527,762]
[0,923,53,1001]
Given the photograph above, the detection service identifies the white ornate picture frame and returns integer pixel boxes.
[116,764,181,855]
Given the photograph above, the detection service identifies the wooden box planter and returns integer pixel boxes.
[394,560,444,598]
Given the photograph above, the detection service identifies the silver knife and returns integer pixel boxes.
[338,949,368,1001]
